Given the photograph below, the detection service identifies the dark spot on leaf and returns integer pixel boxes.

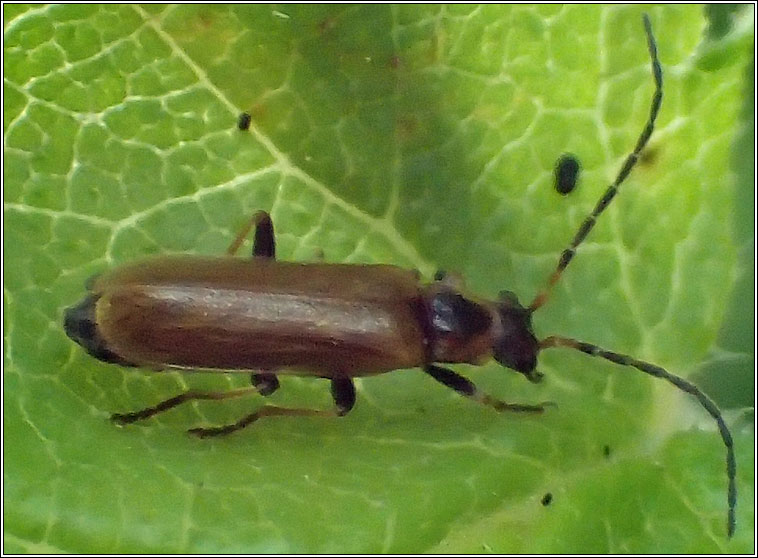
[554,153,581,195]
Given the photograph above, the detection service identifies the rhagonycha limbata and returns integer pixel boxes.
[62,14,737,538]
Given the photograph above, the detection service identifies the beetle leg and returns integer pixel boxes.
[226,210,276,259]
[424,365,553,413]
[251,372,279,396]
[111,386,258,425]
[331,376,356,416]
[188,377,357,438]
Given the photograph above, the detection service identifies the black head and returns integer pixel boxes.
[63,295,135,366]
[492,290,542,382]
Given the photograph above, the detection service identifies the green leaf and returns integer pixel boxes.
[4,4,753,553]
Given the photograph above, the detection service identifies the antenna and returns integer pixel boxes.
[540,335,737,537]
[533,15,736,539]
[530,14,663,312]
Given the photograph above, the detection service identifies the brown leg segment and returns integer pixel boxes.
[188,377,356,438]
[424,365,553,413]
[111,387,258,425]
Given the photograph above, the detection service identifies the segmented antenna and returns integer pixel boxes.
[540,336,737,538]
[531,15,737,539]
[530,14,663,312]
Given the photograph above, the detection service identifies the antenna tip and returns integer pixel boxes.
[642,13,654,35]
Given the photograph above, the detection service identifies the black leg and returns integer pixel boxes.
[227,210,276,259]
[188,377,357,438]
[252,212,275,258]
[331,376,356,416]
[424,365,552,413]
[251,372,279,396]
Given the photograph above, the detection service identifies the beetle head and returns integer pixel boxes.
[492,290,542,383]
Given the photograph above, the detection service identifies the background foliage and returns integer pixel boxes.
[4,4,754,553]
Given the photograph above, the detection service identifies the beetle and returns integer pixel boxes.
[63,15,735,537]
[554,153,581,195]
